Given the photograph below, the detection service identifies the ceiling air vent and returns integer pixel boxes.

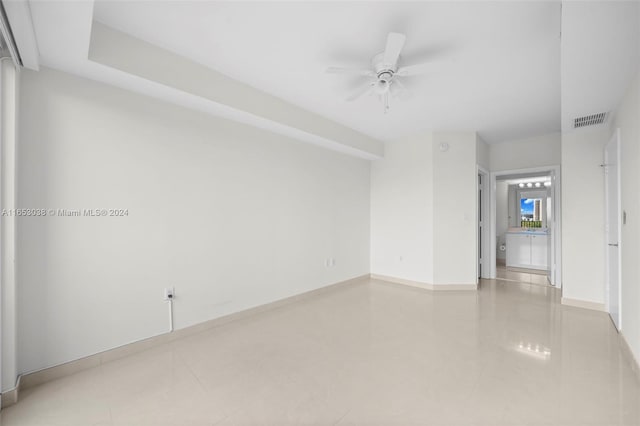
[574,112,608,129]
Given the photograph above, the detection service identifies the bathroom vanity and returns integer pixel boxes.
[505,229,549,270]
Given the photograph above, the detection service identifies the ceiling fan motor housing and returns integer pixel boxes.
[377,71,394,83]
[372,52,398,78]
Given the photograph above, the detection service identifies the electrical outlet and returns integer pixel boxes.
[164,287,175,301]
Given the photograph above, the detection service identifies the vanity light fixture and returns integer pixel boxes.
[517,180,551,188]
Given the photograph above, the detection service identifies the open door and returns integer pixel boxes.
[478,173,483,279]
[605,130,621,330]
[477,169,490,280]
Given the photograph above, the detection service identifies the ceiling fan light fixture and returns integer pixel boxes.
[326,32,432,112]
[374,79,390,94]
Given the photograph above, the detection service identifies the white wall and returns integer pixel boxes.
[433,132,478,285]
[370,131,479,286]
[476,135,490,171]
[17,68,371,374]
[561,126,611,305]
[370,134,434,284]
[614,71,640,364]
[490,132,561,172]
[495,181,509,260]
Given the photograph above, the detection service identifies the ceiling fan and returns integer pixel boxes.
[326,32,430,113]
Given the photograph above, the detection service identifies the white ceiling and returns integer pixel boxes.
[17,1,638,148]
[561,1,640,132]
[89,1,562,144]
[23,0,384,159]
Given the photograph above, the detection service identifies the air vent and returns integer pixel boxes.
[574,112,608,129]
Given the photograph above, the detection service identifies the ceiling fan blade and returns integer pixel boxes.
[390,79,405,96]
[390,79,411,101]
[396,62,431,77]
[393,78,406,92]
[347,81,375,101]
[383,32,406,66]
[326,67,374,77]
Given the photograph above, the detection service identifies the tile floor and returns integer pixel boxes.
[2,277,640,425]
[495,265,551,286]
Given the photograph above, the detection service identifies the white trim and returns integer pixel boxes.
[561,297,606,312]
[477,165,491,280]
[1,0,40,70]
[0,58,18,394]
[370,274,478,291]
[0,375,19,409]
[489,165,562,289]
[0,3,21,68]
[371,274,431,289]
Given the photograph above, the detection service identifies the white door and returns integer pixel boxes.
[547,171,556,285]
[605,130,621,330]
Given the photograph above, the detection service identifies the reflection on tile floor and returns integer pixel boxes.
[496,265,550,286]
[2,277,639,425]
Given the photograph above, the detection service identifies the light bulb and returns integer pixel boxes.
[544,181,551,187]
[527,183,533,188]
[535,182,541,187]
[519,183,525,188]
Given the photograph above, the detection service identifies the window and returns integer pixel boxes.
[521,198,542,228]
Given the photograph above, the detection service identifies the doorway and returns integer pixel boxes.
[488,166,562,287]
[605,129,621,330]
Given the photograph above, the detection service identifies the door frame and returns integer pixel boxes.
[604,128,622,330]
[477,166,490,280]
[488,165,562,287]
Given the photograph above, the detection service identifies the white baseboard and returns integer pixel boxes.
[561,297,606,312]
[8,274,370,405]
[0,376,19,409]
[370,274,478,291]
[370,274,431,289]
[620,331,640,383]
